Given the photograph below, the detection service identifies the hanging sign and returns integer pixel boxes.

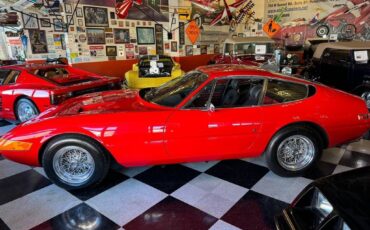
[185,21,200,45]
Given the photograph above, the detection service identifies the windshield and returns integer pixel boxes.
[143,71,208,107]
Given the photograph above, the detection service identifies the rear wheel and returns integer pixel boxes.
[316,25,330,37]
[265,126,322,176]
[15,98,39,122]
[42,135,110,190]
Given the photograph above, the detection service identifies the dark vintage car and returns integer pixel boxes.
[209,36,275,66]
[303,41,370,109]
[275,166,370,230]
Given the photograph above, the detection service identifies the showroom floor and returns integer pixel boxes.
[0,120,369,230]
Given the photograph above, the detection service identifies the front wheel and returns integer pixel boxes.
[16,98,39,122]
[42,135,110,190]
[265,126,322,177]
[316,25,330,37]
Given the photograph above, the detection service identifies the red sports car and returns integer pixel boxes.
[0,64,122,122]
[1,65,368,190]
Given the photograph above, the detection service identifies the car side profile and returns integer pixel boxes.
[0,64,122,122]
[0,65,368,190]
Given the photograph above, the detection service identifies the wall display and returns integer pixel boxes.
[77,19,84,26]
[136,27,155,44]
[185,45,193,56]
[155,24,163,55]
[70,26,75,32]
[86,28,106,44]
[104,28,113,33]
[111,19,117,25]
[118,21,124,27]
[76,7,83,17]
[118,46,124,57]
[131,22,135,27]
[171,41,177,52]
[89,45,105,56]
[200,45,208,54]
[179,22,185,45]
[53,34,63,49]
[29,29,48,54]
[125,21,130,27]
[106,46,117,56]
[123,0,169,22]
[138,46,148,55]
[106,33,114,38]
[66,15,74,25]
[114,29,130,43]
[125,43,135,59]
[53,18,64,32]
[65,3,73,14]
[22,13,39,29]
[214,44,219,54]
[40,18,51,27]
[110,12,116,19]
[79,34,87,43]
[84,6,109,27]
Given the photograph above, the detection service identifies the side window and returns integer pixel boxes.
[186,82,213,108]
[0,70,19,85]
[211,78,264,108]
[263,80,308,105]
[0,70,10,85]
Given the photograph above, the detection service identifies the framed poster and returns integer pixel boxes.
[40,18,51,27]
[66,15,74,25]
[185,45,193,56]
[200,45,207,54]
[84,6,109,27]
[138,46,148,55]
[214,44,220,54]
[155,24,163,55]
[136,27,155,45]
[171,41,177,52]
[114,29,130,44]
[106,46,117,56]
[22,13,39,29]
[86,28,106,44]
[53,18,64,32]
[29,29,48,54]
[64,3,73,14]
[179,22,185,45]
[76,7,83,17]
[77,19,83,27]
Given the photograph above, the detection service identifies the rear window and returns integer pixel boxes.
[263,80,309,105]
[33,68,69,79]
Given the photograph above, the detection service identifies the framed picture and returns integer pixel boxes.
[65,3,72,14]
[118,21,123,27]
[66,15,74,25]
[53,18,64,32]
[111,20,117,26]
[29,29,48,54]
[86,28,106,44]
[84,6,109,27]
[214,44,220,54]
[136,27,155,45]
[185,45,193,56]
[40,18,51,27]
[125,21,130,27]
[22,13,39,29]
[77,19,83,27]
[138,46,148,55]
[110,12,115,19]
[201,45,207,54]
[171,41,177,52]
[106,46,117,56]
[114,29,130,44]
[76,7,83,17]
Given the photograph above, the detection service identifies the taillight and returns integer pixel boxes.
[50,92,73,105]
[358,113,370,120]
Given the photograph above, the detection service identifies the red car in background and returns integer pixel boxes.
[0,64,122,122]
[1,65,368,190]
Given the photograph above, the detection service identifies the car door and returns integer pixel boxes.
[164,77,265,162]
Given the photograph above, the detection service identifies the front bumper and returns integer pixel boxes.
[0,138,40,166]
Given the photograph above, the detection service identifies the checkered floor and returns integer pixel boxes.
[0,121,369,230]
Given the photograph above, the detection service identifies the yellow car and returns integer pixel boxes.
[124,55,185,89]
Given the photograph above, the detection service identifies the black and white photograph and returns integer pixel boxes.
[106,46,117,56]
[136,27,155,45]
[185,45,193,56]
[29,29,48,54]
[171,41,177,52]
[53,18,64,32]
[77,19,83,27]
[114,29,130,44]
[64,3,73,14]
[40,18,51,27]
[22,13,39,29]
[76,7,83,17]
[84,6,109,27]
[66,15,74,25]
[86,28,106,44]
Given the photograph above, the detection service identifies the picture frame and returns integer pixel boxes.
[201,45,207,54]
[76,7,83,17]
[138,46,148,55]
[114,29,130,44]
[77,19,83,27]
[125,21,130,27]
[214,44,220,54]
[84,6,109,27]
[40,18,51,27]
[118,21,123,27]
[185,45,193,56]
[65,3,73,14]
[136,27,155,45]
[86,28,106,44]
[66,15,74,25]
[29,29,48,54]
[110,12,116,19]
[53,18,64,32]
[106,46,117,56]
[22,13,39,29]
[171,41,177,52]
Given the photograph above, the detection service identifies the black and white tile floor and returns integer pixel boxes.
[0,121,369,230]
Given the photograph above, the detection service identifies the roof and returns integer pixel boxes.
[224,36,275,44]
[313,41,370,59]
[0,63,67,71]
[314,166,370,229]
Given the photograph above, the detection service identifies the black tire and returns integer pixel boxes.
[15,98,39,122]
[265,126,322,177]
[42,135,110,190]
[316,25,330,37]
[340,24,356,40]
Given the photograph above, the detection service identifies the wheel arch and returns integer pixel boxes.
[13,95,40,119]
[38,133,118,166]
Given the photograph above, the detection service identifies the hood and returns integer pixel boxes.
[50,74,101,86]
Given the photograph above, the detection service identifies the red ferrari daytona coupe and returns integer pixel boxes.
[0,65,369,190]
[0,64,122,122]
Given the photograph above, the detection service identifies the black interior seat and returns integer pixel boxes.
[244,84,262,106]
[221,79,240,107]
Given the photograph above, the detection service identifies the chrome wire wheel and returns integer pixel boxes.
[17,100,38,122]
[277,135,315,171]
[361,92,370,109]
[53,146,95,186]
